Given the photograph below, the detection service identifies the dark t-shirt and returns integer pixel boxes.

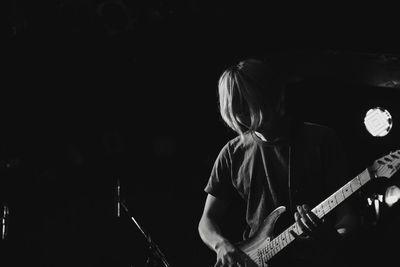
[204,122,349,265]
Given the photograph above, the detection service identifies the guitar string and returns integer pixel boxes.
[249,156,400,260]
[246,163,392,261]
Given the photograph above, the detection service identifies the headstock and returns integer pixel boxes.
[371,150,400,179]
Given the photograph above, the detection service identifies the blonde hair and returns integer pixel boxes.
[218,58,284,137]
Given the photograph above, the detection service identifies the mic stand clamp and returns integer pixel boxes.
[120,201,171,267]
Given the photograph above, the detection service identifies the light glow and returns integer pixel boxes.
[385,185,400,207]
[364,107,392,137]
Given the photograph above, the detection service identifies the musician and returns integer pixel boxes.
[198,58,358,266]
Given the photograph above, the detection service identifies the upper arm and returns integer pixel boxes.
[200,194,231,223]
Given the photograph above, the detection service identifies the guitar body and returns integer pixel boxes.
[210,150,400,267]
[237,206,286,267]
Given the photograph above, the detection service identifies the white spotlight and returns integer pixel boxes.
[364,107,393,137]
[384,185,400,207]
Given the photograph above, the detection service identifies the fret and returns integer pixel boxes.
[257,250,263,267]
[292,223,298,234]
[286,229,294,242]
[321,203,326,213]
[282,231,288,245]
[349,181,355,196]
[258,163,388,266]
[297,223,303,236]
[279,233,285,247]
[319,204,325,217]
[322,200,330,214]
[266,251,272,261]
[351,177,362,191]
[359,169,371,185]
[324,199,331,210]
[283,233,288,247]
[340,188,346,201]
[355,176,362,187]
[335,189,345,203]
[272,238,278,251]
[272,246,277,256]
[316,207,323,218]
[284,230,290,245]
[288,229,294,242]
[264,249,271,259]
[317,202,325,216]
[269,247,274,258]
[268,230,296,261]
[284,232,290,247]
[328,196,337,209]
[279,233,286,247]
[342,183,352,198]
[271,240,275,251]
[275,242,280,253]
[277,237,282,250]
[275,240,281,252]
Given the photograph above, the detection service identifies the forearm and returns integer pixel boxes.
[198,216,231,252]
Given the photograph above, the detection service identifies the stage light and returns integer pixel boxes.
[384,185,400,207]
[364,107,393,137]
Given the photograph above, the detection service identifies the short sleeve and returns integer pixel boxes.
[204,143,237,201]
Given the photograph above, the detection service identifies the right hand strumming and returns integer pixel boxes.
[214,241,248,267]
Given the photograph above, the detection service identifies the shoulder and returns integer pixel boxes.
[217,133,256,158]
[226,132,255,151]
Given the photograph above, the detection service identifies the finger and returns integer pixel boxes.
[289,229,310,242]
[295,211,312,235]
[227,257,239,267]
[291,213,305,237]
[302,205,321,227]
[302,204,311,211]
[305,213,318,228]
[297,205,309,221]
[303,205,321,222]
[225,255,237,267]
[297,205,315,231]
[232,254,247,267]
[289,229,299,239]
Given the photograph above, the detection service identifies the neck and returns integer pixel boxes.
[255,114,291,142]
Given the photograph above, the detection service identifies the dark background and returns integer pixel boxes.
[1,1,400,266]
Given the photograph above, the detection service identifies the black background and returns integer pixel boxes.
[1,1,400,266]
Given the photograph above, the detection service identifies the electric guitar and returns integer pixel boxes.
[235,150,400,267]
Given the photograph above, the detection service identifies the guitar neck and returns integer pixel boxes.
[262,168,372,262]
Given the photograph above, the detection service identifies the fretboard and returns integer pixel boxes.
[260,168,372,262]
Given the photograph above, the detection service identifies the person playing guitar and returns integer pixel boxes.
[198,58,359,267]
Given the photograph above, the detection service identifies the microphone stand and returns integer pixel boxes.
[1,203,9,241]
[120,201,171,267]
